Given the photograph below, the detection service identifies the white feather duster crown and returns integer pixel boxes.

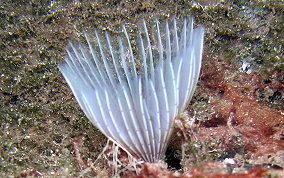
[59,18,204,163]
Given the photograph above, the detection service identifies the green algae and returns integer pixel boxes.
[0,0,283,176]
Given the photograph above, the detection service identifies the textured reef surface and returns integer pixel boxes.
[0,0,283,177]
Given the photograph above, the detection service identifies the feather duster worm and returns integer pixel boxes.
[59,18,204,163]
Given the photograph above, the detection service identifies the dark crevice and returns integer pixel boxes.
[165,147,182,170]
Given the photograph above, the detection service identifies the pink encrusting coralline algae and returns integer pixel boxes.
[59,18,204,163]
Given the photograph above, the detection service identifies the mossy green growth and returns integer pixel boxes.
[0,0,283,176]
